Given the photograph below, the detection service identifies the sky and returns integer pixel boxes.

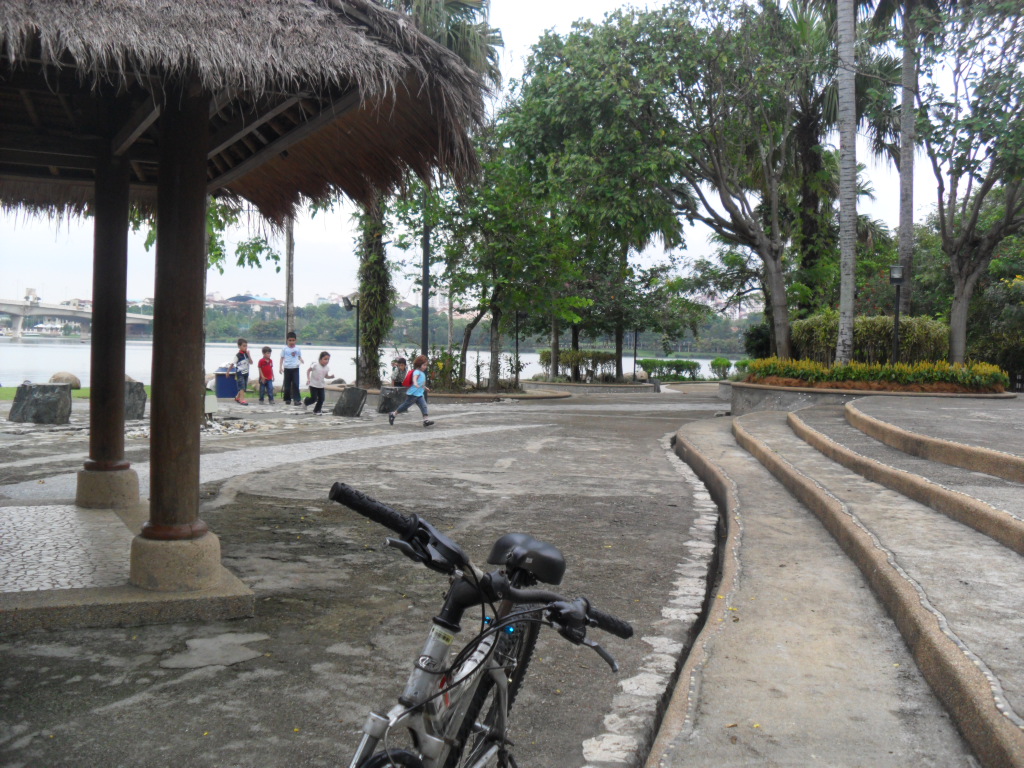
[0,0,936,307]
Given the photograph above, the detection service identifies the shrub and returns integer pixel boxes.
[743,323,772,359]
[790,310,948,364]
[538,349,616,378]
[746,357,1009,391]
[638,359,702,380]
[710,357,732,379]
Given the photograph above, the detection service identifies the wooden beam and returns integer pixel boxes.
[207,94,303,157]
[0,147,94,171]
[0,168,157,192]
[111,96,160,157]
[207,89,359,191]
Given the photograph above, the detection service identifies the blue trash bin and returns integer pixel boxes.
[214,368,239,399]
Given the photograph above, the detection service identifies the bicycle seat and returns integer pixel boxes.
[488,533,566,585]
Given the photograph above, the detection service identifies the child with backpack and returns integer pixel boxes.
[389,354,433,428]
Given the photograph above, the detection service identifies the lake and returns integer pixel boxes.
[0,337,728,388]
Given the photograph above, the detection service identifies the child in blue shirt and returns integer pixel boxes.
[388,354,433,428]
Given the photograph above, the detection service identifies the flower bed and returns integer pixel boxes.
[746,358,1009,394]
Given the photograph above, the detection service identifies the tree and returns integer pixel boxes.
[376,0,503,362]
[505,15,690,377]
[835,0,858,363]
[917,0,1024,362]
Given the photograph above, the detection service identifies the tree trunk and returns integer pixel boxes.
[570,325,581,382]
[459,309,484,386]
[550,315,560,380]
[897,12,917,315]
[420,187,431,356]
[763,256,792,359]
[948,264,985,364]
[285,216,295,336]
[835,0,858,365]
[614,323,624,380]
[488,305,502,393]
[357,200,393,388]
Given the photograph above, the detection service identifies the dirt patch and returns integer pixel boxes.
[749,375,1004,394]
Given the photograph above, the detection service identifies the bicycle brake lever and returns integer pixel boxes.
[582,638,619,673]
[385,537,422,563]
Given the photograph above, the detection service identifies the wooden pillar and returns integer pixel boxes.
[143,82,210,541]
[86,144,130,471]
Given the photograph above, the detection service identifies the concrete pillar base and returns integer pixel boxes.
[76,468,140,509]
[129,532,222,592]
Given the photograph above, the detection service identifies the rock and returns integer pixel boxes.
[125,374,137,383]
[332,386,367,417]
[377,385,406,414]
[8,383,72,424]
[49,372,81,389]
[125,381,147,420]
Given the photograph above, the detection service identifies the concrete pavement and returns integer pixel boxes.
[2,386,1022,767]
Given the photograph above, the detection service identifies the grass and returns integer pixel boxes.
[0,385,153,400]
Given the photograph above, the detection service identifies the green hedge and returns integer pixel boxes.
[538,349,617,377]
[637,358,703,380]
[791,310,948,364]
[747,357,1009,390]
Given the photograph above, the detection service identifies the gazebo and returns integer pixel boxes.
[0,0,482,612]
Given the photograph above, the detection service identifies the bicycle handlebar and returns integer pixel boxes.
[328,482,633,640]
[329,482,417,538]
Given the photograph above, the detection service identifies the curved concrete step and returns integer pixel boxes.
[733,410,1024,768]
[790,405,1024,556]
[648,417,972,767]
[845,396,1024,484]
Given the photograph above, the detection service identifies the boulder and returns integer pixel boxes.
[332,386,367,417]
[9,383,72,424]
[377,385,406,414]
[125,381,148,420]
[49,371,81,389]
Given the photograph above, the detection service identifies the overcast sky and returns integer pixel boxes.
[1,0,932,306]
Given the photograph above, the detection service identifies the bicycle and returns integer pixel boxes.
[328,482,634,768]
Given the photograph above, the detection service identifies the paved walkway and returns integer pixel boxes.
[0,388,723,768]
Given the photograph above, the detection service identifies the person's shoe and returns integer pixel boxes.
[388,413,395,426]
[258,400,264,404]
[314,411,323,417]
[423,420,434,428]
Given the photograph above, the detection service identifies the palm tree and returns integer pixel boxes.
[355,0,501,384]
[835,0,858,363]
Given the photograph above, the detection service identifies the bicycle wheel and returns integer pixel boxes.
[442,611,540,768]
[359,748,424,768]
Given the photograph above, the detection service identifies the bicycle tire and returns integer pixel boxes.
[359,748,425,768]
[441,610,540,768]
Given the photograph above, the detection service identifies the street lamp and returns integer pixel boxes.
[343,293,360,387]
[889,265,905,363]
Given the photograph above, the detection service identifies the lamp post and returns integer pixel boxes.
[633,329,639,381]
[889,265,905,364]
[343,293,360,387]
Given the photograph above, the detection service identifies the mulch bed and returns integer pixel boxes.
[748,375,1005,394]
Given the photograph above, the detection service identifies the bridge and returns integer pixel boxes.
[0,298,153,339]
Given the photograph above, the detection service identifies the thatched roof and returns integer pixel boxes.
[0,0,484,221]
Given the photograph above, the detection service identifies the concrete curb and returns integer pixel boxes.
[0,567,254,634]
[643,428,738,768]
[788,410,1024,557]
[732,416,1024,768]
[845,400,1024,484]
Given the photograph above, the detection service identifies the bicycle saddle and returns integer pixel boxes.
[488,532,566,585]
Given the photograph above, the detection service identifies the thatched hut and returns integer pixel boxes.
[0,0,485,618]
[0,0,483,219]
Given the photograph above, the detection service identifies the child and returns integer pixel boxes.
[391,357,408,387]
[229,337,253,405]
[304,351,335,415]
[257,346,275,404]
[279,331,304,407]
[389,354,433,428]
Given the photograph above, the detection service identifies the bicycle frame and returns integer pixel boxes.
[348,618,511,768]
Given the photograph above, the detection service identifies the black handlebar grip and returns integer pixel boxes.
[329,482,417,538]
[588,606,634,639]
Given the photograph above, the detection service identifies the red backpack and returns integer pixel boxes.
[402,369,414,387]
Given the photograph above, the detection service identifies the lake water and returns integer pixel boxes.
[0,337,726,388]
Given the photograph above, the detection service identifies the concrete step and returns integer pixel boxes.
[733,410,1024,768]
[845,396,1024,484]
[790,405,1024,556]
[647,417,973,767]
